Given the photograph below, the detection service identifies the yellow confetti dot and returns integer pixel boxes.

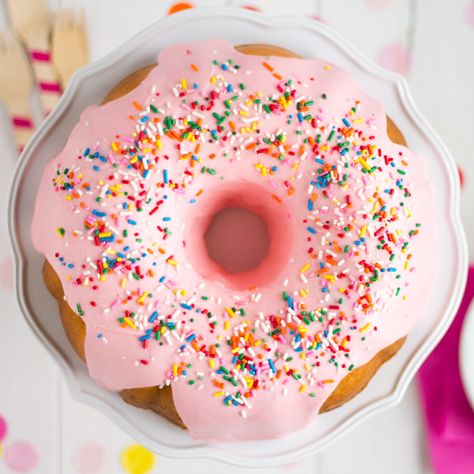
[121,444,155,474]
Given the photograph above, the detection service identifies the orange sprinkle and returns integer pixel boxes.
[262,61,274,72]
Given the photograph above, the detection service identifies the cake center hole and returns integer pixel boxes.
[204,207,270,274]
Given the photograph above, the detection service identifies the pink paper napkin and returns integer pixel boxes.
[418,266,474,474]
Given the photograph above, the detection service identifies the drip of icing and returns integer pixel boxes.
[32,39,436,442]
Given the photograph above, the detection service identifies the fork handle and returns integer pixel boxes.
[25,33,62,115]
[8,98,35,154]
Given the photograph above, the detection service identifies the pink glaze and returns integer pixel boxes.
[32,39,436,442]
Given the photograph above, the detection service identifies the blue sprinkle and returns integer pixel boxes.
[180,303,193,310]
[83,148,90,157]
[227,84,233,92]
[159,276,166,283]
[163,169,169,184]
[342,118,351,127]
[127,219,137,225]
[287,296,294,310]
[186,334,196,342]
[92,165,100,172]
[307,226,316,234]
[149,311,159,323]
[163,217,171,221]
[143,169,150,179]
[387,267,397,272]
[297,112,304,122]
[92,210,106,217]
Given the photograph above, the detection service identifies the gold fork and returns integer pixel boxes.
[7,0,62,115]
[0,30,35,153]
[52,8,89,88]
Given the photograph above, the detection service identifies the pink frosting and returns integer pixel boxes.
[32,39,436,442]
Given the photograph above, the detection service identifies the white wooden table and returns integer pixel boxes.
[0,1,472,473]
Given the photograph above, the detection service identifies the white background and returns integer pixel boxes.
[0,0,472,473]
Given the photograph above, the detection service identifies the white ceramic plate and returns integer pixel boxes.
[460,300,474,410]
[8,7,468,467]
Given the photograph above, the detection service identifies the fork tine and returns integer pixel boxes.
[5,30,18,52]
[66,9,75,27]
[66,9,74,28]
[55,9,65,29]
[0,32,7,54]
[74,8,85,27]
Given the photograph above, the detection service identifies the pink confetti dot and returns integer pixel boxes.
[0,415,8,441]
[0,257,13,291]
[4,441,39,472]
[310,15,328,24]
[73,442,106,474]
[466,1,474,28]
[458,166,465,189]
[367,0,394,8]
[377,43,411,75]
